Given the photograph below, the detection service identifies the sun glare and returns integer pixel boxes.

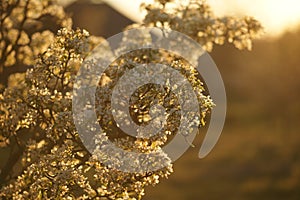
[261,0,300,34]
[208,0,300,36]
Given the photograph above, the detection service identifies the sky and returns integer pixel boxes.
[207,0,300,36]
[61,0,300,37]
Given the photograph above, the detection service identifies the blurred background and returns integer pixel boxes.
[2,0,300,199]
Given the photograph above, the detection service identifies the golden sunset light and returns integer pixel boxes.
[103,0,300,36]
[1,0,300,199]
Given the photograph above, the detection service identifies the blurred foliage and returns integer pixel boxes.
[0,0,72,88]
[0,0,263,199]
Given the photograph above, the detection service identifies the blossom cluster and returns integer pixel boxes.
[0,0,262,199]
[143,0,263,51]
